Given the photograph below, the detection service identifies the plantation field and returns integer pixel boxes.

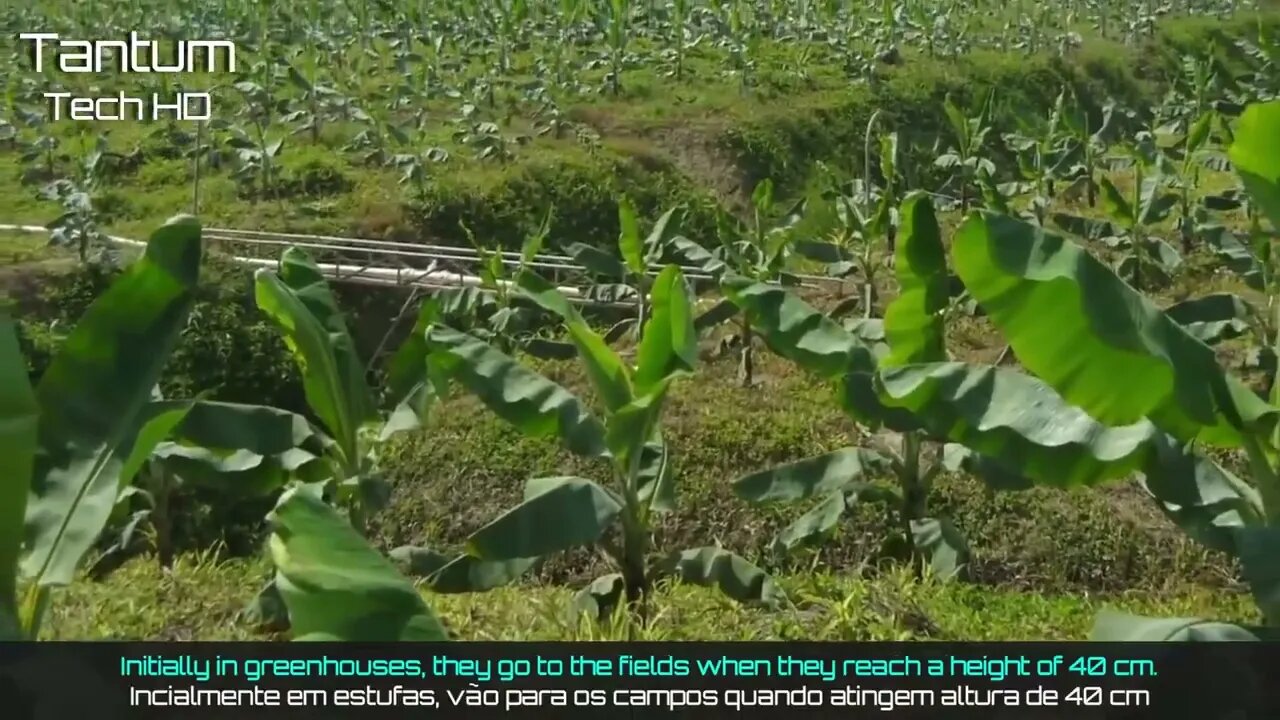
[3,0,1280,643]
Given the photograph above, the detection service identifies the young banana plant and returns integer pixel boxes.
[1175,159,1280,389]
[665,0,690,81]
[939,101,1280,641]
[191,247,448,633]
[1058,88,1119,208]
[97,387,326,573]
[415,265,783,626]
[606,0,631,95]
[725,154,1272,596]
[998,91,1076,225]
[1053,134,1183,290]
[935,90,997,213]
[795,125,902,319]
[428,212,574,360]
[1158,109,1220,254]
[0,217,206,639]
[228,68,287,201]
[721,193,1008,579]
[560,198,683,341]
[281,54,339,144]
[483,0,529,74]
[2,218,444,642]
[251,248,432,535]
[670,179,823,386]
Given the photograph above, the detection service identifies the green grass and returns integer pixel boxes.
[44,551,1256,641]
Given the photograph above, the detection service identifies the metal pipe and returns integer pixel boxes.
[0,223,600,302]
[205,226,842,287]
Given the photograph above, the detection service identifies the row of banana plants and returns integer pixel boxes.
[721,99,1280,640]
[378,98,1280,641]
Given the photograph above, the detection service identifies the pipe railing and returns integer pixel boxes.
[2,223,848,311]
[204,227,845,290]
[0,223,621,306]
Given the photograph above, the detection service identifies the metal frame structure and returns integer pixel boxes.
[2,223,846,309]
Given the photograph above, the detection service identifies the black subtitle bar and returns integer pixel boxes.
[1,642,1275,718]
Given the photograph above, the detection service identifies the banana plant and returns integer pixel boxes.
[0,216,205,639]
[796,122,902,320]
[560,198,683,338]
[11,104,63,186]
[726,193,992,580]
[1162,49,1229,130]
[429,212,575,360]
[723,175,1264,589]
[670,179,819,386]
[266,484,449,640]
[1186,197,1280,384]
[813,184,896,319]
[252,248,429,534]
[1234,20,1280,103]
[605,0,631,95]
[0,217,440,641]
[482,0,529,74]
[40,178,112,268]
[922,100,1280,640]
[1053,135,1183,290]
[1159,109,1220,254]
[96,390,327,571]
[549,0,586,86]
[999,91,1077,225]
[665,0,690,81]
[229,73,287,200]
[1058,89,1119,208]
[418,265,782,624]
[935,90,997,213]
[281,58,343,144]
[37,131,133,267]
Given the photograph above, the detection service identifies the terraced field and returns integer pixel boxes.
[2,0,1280,642]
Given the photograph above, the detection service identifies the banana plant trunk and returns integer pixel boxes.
[151,466,175,570]
[618,499,651,631]
[861,243,879,319]
[739,318,755,387]
[192,121,204,215]
[899,433,929,579]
